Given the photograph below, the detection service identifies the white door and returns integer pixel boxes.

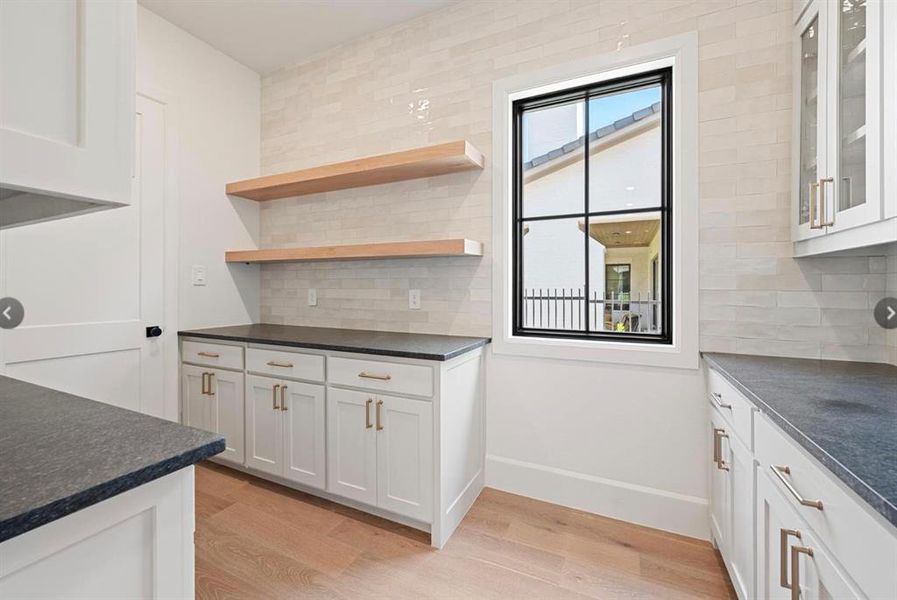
[327,387,377,506]
[245,375,282,476]
[727,430,755,600]
[709,415,730,551]
[884,0,897,219]
[376,394,433,522]
[209,368,244,466]
[282,381,326,490]
[0,94,173,419]
[181,364,210,431]
[757,473,803,600]
[799,527,863,600]
[792,0,829,241]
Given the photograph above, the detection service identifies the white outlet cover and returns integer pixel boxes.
[409,289,421,310]
[308,288,317,306]
[191,265,206,286]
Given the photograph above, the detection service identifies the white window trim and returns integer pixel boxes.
[491,33,699,370]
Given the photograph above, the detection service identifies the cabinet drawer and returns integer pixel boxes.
[182,340,243,370]
[707,368,756,451]
[247,347,324,382]
[757,416,897,599]
[329,356,433,398]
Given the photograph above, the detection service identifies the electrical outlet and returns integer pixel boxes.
[307,288,317,307]
[409,289,421,310]
[191,265,206,286]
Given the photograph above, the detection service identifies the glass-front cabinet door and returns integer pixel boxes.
[827,0,881,232]
[793,1,828,241]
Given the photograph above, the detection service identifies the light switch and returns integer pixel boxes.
[191,265,206,286]
[308,288,317,307]
[409,289,421,310]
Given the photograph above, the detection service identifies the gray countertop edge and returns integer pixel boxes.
[0,438,224,543]
[702,353,897,528]
[177,330,491,361]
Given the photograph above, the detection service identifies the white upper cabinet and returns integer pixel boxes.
[0,0,135,228]
[792,0,895,255]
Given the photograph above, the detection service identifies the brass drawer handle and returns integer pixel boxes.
[272,384,281,410]
[201,372,209,395]
[710,392,732,410]
[359,371,391,381]
[267,360,294,368]
[207,372,215,395]
[808,181,822,229]
[771,465,823,510]
[779,529,801,589]
[713,427,729,471]
[365,398,373,429]
[281,385,288,411]
[198,351,220,358]
[818,177,834,227]
[790,544,814,600]
[376,399,384,431]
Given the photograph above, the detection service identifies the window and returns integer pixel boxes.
[512,68,672,344]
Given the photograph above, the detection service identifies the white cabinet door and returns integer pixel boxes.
[181,364,211,432]
[245,375,282,476]
[799,527,863,600]
[883,0,897,219]
[0,0,134,207]
[757,473,801,600]
[792,0,829,242]
[209,368,244,466]
[376,394,433,523]
[727,430,755,600]
[282,381,326,490]
[327,387,377,506]
[710,413,730,551]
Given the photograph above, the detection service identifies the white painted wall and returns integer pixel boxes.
[137,6,261,330]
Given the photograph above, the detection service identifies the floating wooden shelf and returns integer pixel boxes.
[226,141,485,201]
[226,239,483,264]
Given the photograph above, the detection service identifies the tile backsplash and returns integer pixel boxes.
[258,0,895,364]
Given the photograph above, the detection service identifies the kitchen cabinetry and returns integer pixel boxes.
[791,0,895,255]
[179,333,485,548]
[246,375,326,489]
[181,364,244,466]
[0,0,135,228]
[707,360,897,600]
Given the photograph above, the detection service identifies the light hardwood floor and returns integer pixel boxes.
[195,462,735,599]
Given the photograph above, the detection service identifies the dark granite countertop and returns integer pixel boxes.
[703,353,897,528]
[178,323,490,361]
[0,376,224,542]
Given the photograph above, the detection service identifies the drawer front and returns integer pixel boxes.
[756,416,897,599]
[328,356,433,398]
[182,340,243,370]
[707,368,755,451]
[247,347,324,382]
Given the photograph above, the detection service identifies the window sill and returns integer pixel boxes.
[491,333,699,370]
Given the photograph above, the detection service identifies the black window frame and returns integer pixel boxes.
[511,67,673,345]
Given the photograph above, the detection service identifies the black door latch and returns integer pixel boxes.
[146,325,163,338]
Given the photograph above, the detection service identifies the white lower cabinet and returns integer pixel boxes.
[181,364,244,466]
[327,387,433,522]
[246,374,326,489]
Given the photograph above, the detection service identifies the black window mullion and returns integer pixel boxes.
[583,91,591,333]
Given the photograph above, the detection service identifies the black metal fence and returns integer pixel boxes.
[522,288,661,333]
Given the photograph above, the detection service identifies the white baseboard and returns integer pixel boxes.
[485,454,709,540]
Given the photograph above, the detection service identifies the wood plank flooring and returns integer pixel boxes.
[195,462,736,599]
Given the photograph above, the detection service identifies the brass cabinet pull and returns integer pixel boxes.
[201,372,209,395]
[365,398,373,429]
[779,529,802,589]
[819,177,834,227]
[207,372,215,395]
[808,181,822,229]
[281,385,288,411]
[272,384,281,410]
[771,465,823,510]
[198,351,220,358]
[710,392,732,410]
[790,545,814,600]
[375,399,384,431]
[713,428,729,471]
[267,360,294,368]
[359,371,391,381]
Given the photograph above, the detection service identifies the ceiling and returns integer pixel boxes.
[581,218,661,249]
[139,0,457,74]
